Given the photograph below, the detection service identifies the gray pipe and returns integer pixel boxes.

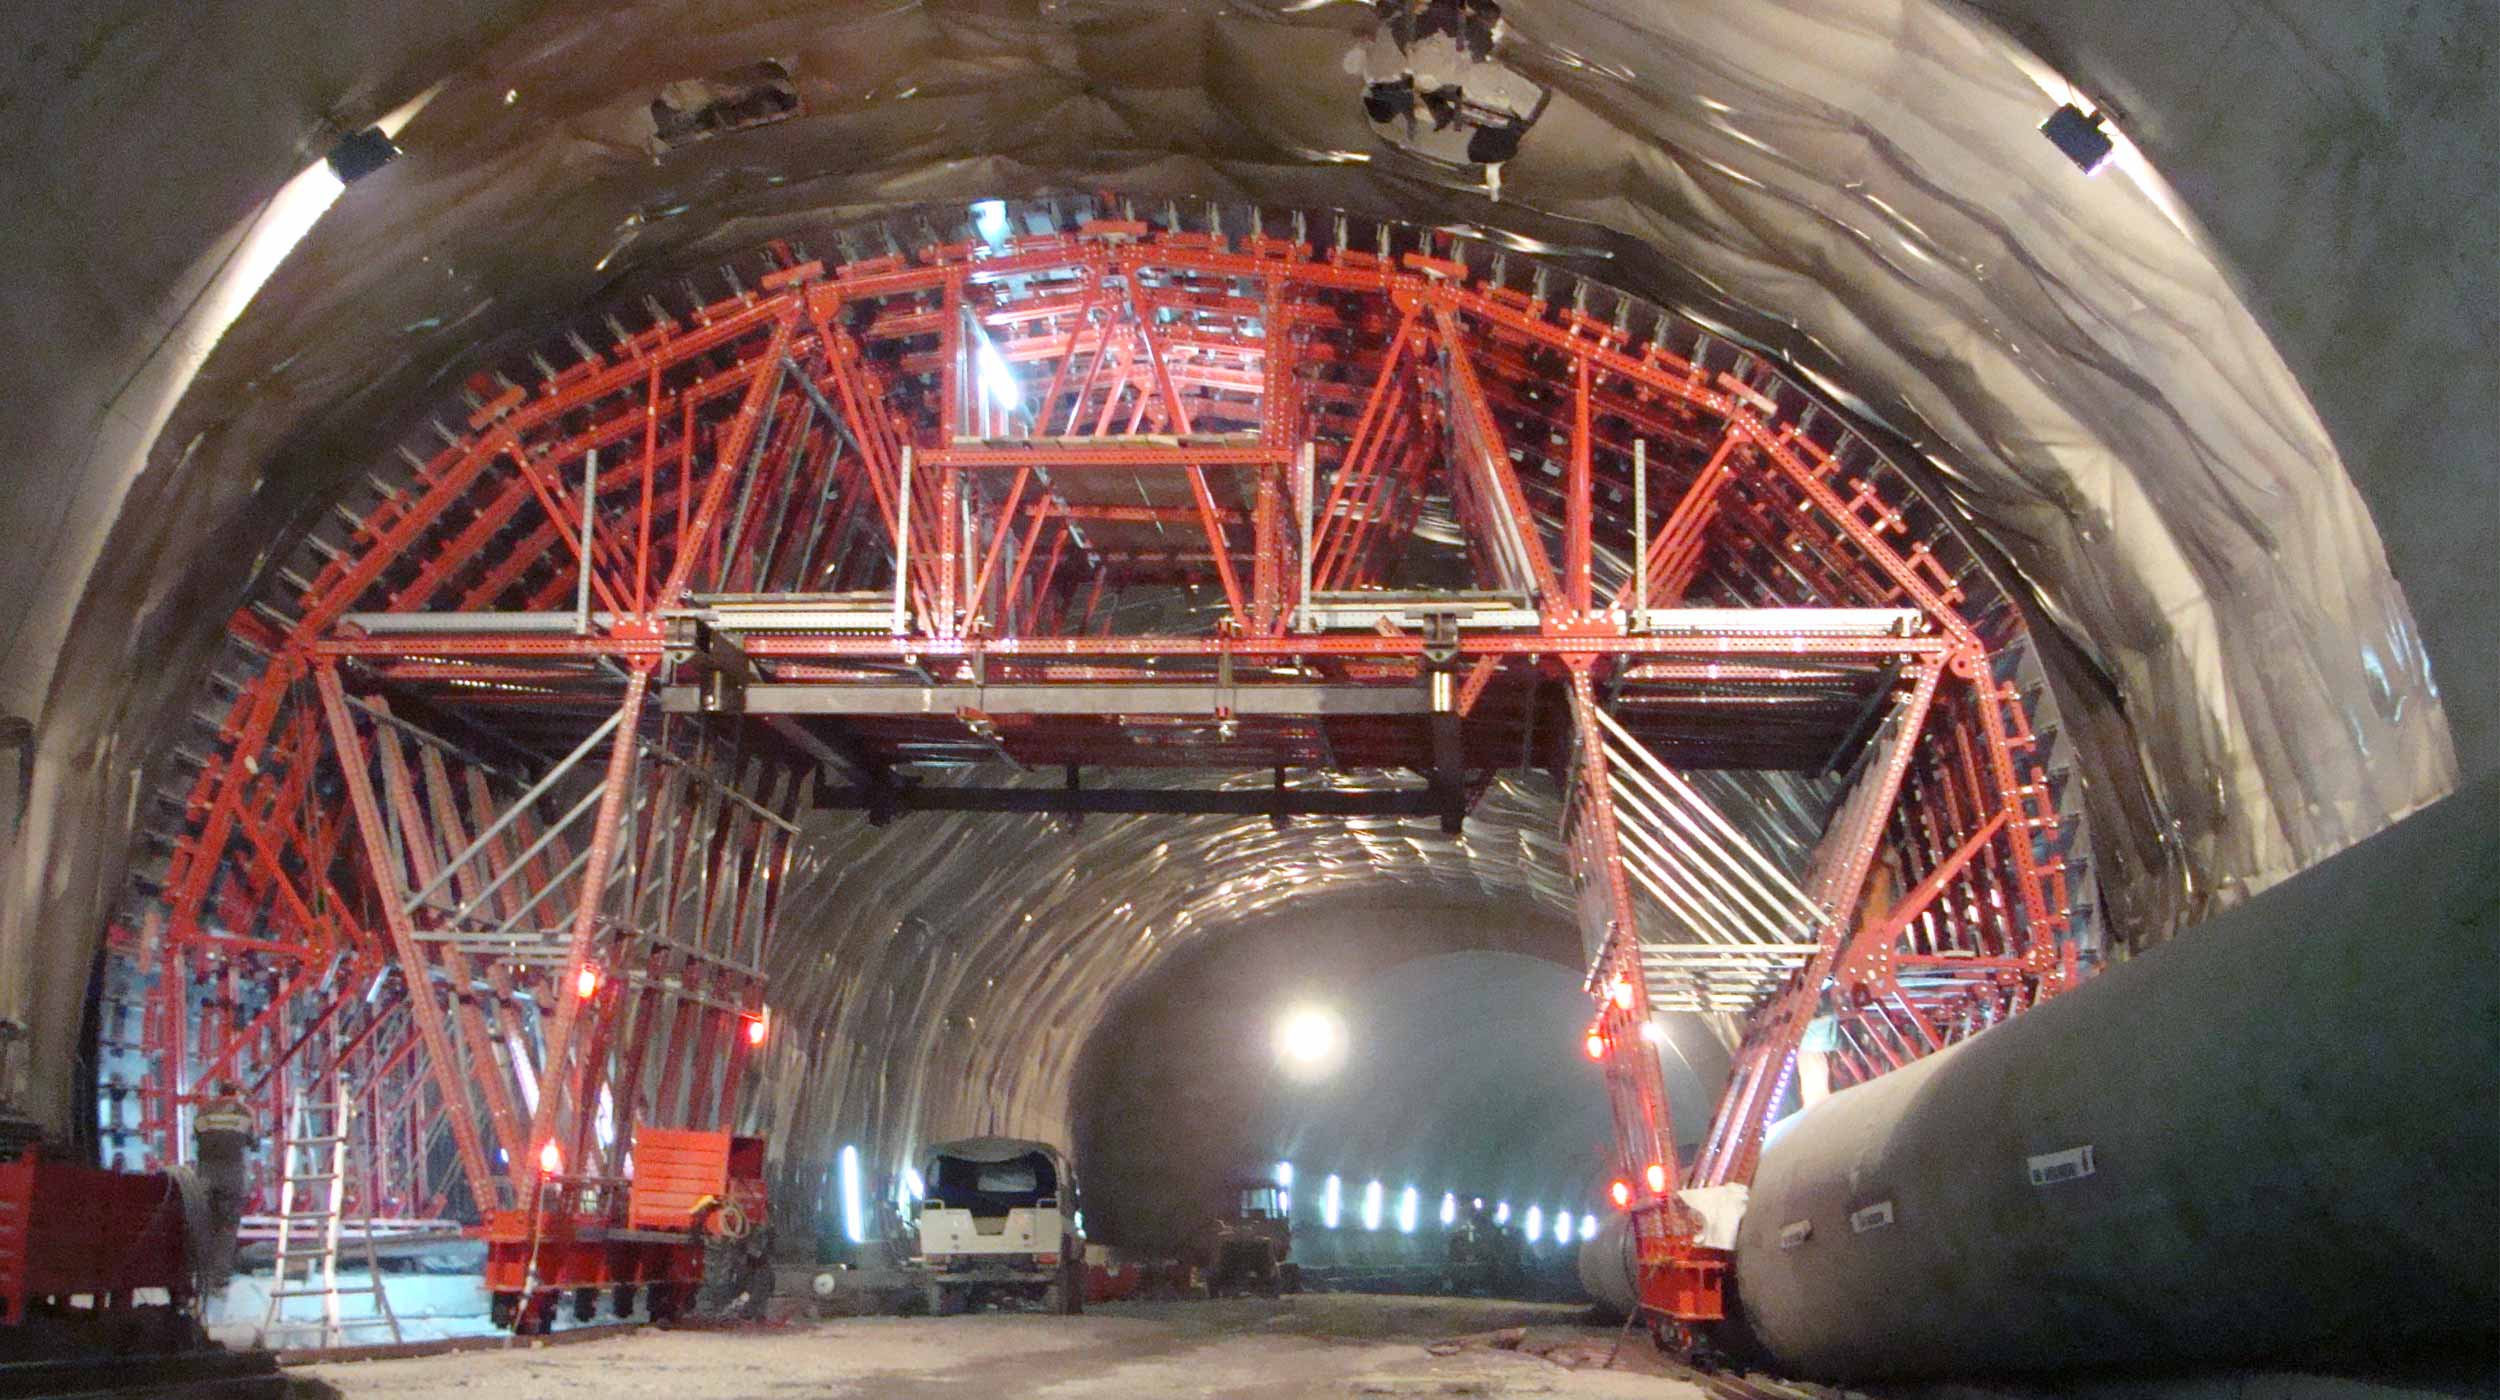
[1727,773,2500,1380]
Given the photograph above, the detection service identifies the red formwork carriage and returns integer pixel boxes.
[89,198,2086,1333]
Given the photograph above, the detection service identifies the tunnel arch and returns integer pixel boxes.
[86,198,2099,1251]
[7,0,2457,1168]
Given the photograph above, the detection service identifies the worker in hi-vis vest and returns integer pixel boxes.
[193,1082,252,1293]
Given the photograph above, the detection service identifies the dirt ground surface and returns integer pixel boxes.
[291,1294,1711,1399]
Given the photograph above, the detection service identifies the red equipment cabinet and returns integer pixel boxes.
[482,1130,766,1333]
[0,1150,191,1325]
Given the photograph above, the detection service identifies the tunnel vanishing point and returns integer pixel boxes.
[0,0,2491,1383]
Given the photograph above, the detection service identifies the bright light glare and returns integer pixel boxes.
[1494,1201,1510,1225]
[1397,1185,1419,1234]
[1274,1005,1347,1079]
[974,332,1021,410]
[1322,1174,1343,1228]
[1553,1210,1573,1243]
[839,1144,865,1244]
[1439,1191,1458,1226]
[1361,1180,1384,1232]
[1579,1213,1599,1241]
[901,1166,926,1202]
[1276,1161,1294,1188]
[1280,1190,1291,1213]
[971,198,1012,248]
[1524,1205,1543,1242]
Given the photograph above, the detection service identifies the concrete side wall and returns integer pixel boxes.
[1732,773,2500,1380]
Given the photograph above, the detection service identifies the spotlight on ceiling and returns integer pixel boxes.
[2039,103,2114,175]
[1274,1004,1347,1079]
[325,126,402,184]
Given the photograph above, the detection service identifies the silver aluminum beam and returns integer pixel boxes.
[663,683,1433,717]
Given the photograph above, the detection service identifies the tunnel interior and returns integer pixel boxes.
[0,0,2489,1388]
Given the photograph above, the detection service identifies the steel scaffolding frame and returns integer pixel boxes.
[99,205,2081,1321]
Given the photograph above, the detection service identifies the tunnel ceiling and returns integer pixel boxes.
[0,0,2459,1157]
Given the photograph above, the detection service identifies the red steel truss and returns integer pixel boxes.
[96,204,2083,1318]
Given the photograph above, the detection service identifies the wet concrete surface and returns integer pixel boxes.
[292,1294,1706,1398]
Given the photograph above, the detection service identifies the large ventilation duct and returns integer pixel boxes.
[1725,773,2500,1379]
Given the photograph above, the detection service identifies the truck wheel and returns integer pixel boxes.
[572,1286,600,1323]
[490,1290,519,1329]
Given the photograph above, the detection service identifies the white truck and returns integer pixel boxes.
[914,1137,1084,1315]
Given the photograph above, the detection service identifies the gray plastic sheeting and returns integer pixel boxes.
[0,0,2455,1157]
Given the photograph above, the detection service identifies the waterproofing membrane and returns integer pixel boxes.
[0,0,2453,1160]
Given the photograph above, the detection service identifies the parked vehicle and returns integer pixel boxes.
[915,1137,1083,1315]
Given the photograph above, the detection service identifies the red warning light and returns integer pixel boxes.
[1644,1162,1668,1194]
[538,1140,563,1175]
[1583,1030,1606,1061]
[745,1014,767,1047]
[1607,978,1635,1011]
[574,965,599,1000]
[1610,1179,1632,1209]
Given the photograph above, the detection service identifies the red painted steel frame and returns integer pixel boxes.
[99,211,2077,1324]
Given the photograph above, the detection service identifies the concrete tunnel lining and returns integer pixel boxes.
[0,0,2486,1327]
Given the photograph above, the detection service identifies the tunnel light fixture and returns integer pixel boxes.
[1397,1185,1419,1234]
[1361,1179,1384,1231]
[1553,1210,1573,1244]
[324,126,402,184]
[1579,1214,1599,1242]
[1523,1204,1543,1243]
[1276,1160,1294,1188]
[1440,1191,1458,1227]
[1280,1190,1291,1214]
[1274,1005,1348,1080]
[2039,103,2115,175]
[1494,1201,1510,1225]
[839,1144,866,1244]
[1322,1174,1343,1228]
[1645,1162,1668,1195]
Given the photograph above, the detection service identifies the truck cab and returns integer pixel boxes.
[914,1137,1083,1314]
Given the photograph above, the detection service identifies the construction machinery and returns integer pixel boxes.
[1203,1175,1298,1298]
[915,1138,1082,1316]
[484,1127,767,1333]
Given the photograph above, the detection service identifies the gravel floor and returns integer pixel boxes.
[291,1294,1710,1399]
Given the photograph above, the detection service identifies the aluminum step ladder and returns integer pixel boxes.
[258,1077,401,1350]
